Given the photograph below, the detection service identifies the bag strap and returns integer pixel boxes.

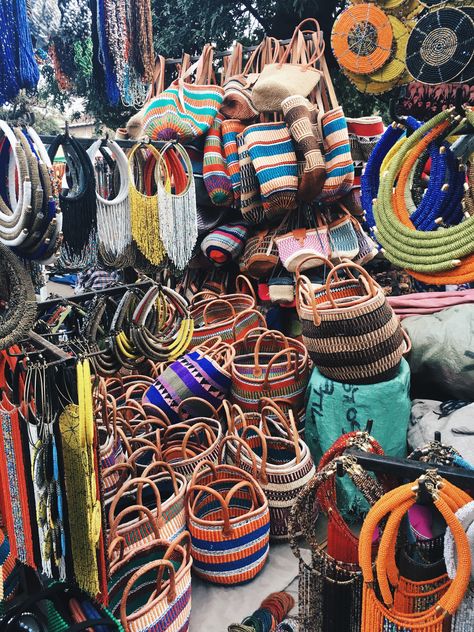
[181,422,217,458]
[279,19,324,68]
[224,43,243,83]
[147,55,166,100]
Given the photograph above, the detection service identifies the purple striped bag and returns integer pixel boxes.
[222,119,246,205]
[203,114,234,207]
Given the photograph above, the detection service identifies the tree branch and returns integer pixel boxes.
[241,1,271,32]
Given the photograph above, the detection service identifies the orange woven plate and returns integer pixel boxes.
[331,4,394,75]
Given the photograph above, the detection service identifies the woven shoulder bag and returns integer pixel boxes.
[119,532,192,632]
[296,258,408,383]
[186,460,270,584]
[142,44,224,143]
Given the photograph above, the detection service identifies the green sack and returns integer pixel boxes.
[403,305,474,401]
[305,359,411,518]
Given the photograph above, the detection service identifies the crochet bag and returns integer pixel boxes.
[230,329,310,414]
[316,59,354,202]
[296,259,408,383]
[240,228,281,278]
[186,461,270,584]
[243,122,298,219]
[143,341,234,422]
[327,212,359,260]
[201,221,249,266]
[142,45,224,144]
[252,20,324,113]
[275,215,330,272]
[224,407,315,540]
[119,532,192,632]
[203,114,234,207]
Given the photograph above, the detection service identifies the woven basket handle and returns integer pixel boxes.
[189,484,233,535]
[109,476,164,535]
[109,503,162,555]
[189,458,219,488]
[325,262,378,308]
[131,417,169,438]
[261,406,301,464]
[253,330,290,377]
[294,254,335,279]
[178,396,219,420]
[218,435,259,480]
[181,422,217,458]
[121,559,177,629]
[279,18,324,68]
[240,425,269,484]
[295,274,322,326]
[402,328,412,355]
[231,308,267,342]
[103,460,135,488]
[117,400,147,422]
[128,443,163,469]
[225,480,260,513]
[157,533,192,594]
[202,299,237,325]
[263,348,300,388]
[142,460,180,496]
[235,274,257,303]
[191,290,220,306]
[223,42,243,83]
[141,402,172,427]
[125,381,152,402]
[241,325,271,350]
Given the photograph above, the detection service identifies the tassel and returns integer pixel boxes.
[13,0,40,89]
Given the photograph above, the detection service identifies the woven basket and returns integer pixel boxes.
[240,229,281,279]
[143,341,234,423]
[296,259,407,383]
[118,532,192,632]
[230,330,310,414]
[159,417,224,479]
[186,461,270,584]
[223,405,315,540]
[107,466,187,558]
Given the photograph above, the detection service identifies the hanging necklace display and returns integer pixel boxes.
[128,142,167,266]
[47,132,97,266]
[87,138,134,267]
[157,142,198,270]
[0,243,37,349]
[0,121,33,248]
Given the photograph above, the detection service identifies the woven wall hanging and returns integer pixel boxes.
[406,7,474,84]
[331,4,394,75]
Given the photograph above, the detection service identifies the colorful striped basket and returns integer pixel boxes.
[158,416,224,479]
[296,259,408,384]
[230,329,310,415]
[118,532,192,632]
[203,114,234,207]
[143,342,234,423]
[186,461,270,584]
[243,122,298,220]
[107,467,187,558]
[222,119,246,204]
[224,406,315,540]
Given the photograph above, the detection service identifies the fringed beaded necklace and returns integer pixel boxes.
[129,142,167,266]
[158,142,198,271]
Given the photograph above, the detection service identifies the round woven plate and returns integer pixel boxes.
[370,15,410,82]
[457,7,474,82]
[332,4,394,75]
[406,7,474,84]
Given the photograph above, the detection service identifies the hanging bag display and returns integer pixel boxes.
[252,19,324,113]
[142,44,224,143]
[186,460,270,584]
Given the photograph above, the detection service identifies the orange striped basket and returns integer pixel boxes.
[186,460,270,584]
